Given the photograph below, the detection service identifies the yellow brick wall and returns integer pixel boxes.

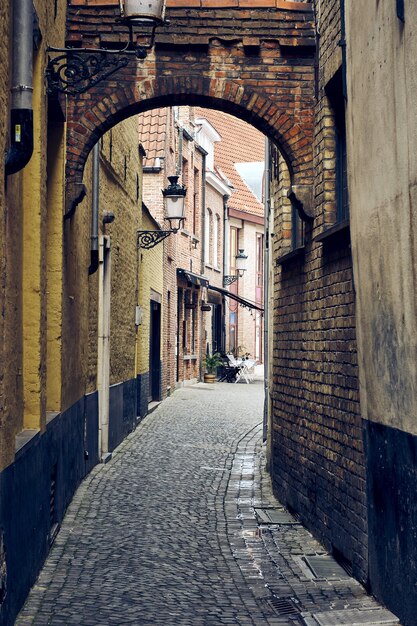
[136,212,164,376]
[82,118,144,391]
[0,0,68,467]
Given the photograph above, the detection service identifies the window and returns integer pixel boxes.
[213,214,218,268]
[182,158,189,227]
[326,68,349,223]
[205,209,211,264]
[256,233,264,303]
[230,226,238,275]
[216,215,221,268]
[336,123,349,221]
[291,204,304,249]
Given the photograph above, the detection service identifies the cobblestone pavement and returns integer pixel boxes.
[17,382,400,625]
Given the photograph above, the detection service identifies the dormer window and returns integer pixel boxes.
[195,118,221,171]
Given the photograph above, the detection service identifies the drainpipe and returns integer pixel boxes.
[339,0,347,100]
[222,194,229,352]
[263,138,271,443]
[88,142,100,275]
[200,153,207,276]
[199,152,207,381]
[5,0,34,176]
[176,123,184,176]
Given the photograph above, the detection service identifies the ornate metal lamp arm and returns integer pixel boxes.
[137,230,173,249]
[223,275,239,287]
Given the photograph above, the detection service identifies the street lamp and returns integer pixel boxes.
[46,0,167,95]
[119,0,166,22]
[138,175,187,249]
[223,249,248,286]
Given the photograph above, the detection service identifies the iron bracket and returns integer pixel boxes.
[137,230,173,249]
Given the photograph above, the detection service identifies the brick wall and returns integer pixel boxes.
[270,0,367,584]
[63,1,315,209]
[0,1,22,468]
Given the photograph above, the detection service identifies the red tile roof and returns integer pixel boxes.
[195,108,265,218]
[138,108,168,165]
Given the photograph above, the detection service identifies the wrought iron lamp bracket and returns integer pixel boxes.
[223,275,239,287]
[137,230,174,249]
[46,21,161,95]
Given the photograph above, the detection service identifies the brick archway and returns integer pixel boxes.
[64,0,316,216]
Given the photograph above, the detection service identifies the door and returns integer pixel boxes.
[149,300,162,401]
[212,304,222,354]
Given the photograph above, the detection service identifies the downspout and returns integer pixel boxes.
[5,0,34,176]
[222,193,229,353]
[263,138,271,443]
[339,0,347,100]
[199,152,207,381]
[176,123,184,176]
[88,142,100,275]
[200,153,207,276]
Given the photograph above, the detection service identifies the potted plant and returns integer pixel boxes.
[202,351,223,384]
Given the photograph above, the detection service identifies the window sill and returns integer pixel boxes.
[183,355,198,361]
[314,218,350,246]
[276,246,305,266]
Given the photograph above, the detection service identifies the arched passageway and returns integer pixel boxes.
[59,0,316,217]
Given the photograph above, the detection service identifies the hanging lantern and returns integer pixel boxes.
[235,249,248,277]
[162,175,187,232]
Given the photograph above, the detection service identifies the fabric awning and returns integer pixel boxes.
[177,268,209,288]
[208,284,264,313]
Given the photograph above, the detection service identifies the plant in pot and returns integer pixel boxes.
[202,352,223,384]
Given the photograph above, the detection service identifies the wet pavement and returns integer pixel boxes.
[16,382,400,625]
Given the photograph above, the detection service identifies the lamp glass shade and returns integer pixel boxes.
[165,195,185,222]
[121,0,166,22]
[235,249,248,273]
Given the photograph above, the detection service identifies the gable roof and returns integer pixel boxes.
[195,108,265,218]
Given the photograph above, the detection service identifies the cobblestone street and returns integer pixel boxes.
[16,383,399,626]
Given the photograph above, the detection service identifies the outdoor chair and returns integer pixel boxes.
[226,355,257,384]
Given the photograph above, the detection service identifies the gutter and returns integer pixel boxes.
[5,0,34,176]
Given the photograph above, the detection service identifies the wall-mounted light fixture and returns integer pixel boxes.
[138,175,187,249]
[223,249,248,286]
[46,0,167,95]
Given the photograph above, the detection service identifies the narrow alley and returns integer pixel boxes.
[17,382,398,626]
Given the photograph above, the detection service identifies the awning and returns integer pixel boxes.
[177,268,209,288]
[208,284,264,313]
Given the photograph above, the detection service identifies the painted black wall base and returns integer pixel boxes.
[0,394,99,626]
[136,372,149,420]
[108,379,137,452]
[364,419,417,626]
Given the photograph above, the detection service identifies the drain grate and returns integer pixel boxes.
[255,507,299,525]
[303,555,351,580]
[266,596,301,617]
